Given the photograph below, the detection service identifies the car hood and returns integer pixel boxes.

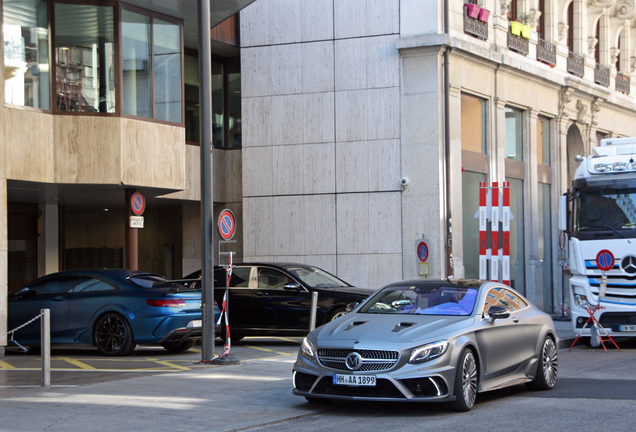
[313,313,475,347]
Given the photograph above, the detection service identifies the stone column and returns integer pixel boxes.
[525,109,543,309]
[448,84,465,279]
[37,204,59,277]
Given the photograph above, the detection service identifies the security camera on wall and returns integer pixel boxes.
[400,177,410,187]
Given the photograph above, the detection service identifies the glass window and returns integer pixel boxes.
[215,267,250,288]
[73,277,116,293]
[228,72,241,148]
[122,10,151,118]
[54,3,115,113]
[505,107,523,160]
[153,19,182,123]
[3,0,49,109]
[483,287,527,315]
[537,117,550,166]
[538,183,552,311]
[257,268,292,290]
[462,171,486,279]
[359,284,478,316]
[184,54,199,142]
[28,276,79,294]
[212,61,224,147]
[506,178,525,294]
[461,93,486,153]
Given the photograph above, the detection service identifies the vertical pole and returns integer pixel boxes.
[41,309,50,387]
[309,292,319,332]
[199,0,215,362]
[124,189,138,270]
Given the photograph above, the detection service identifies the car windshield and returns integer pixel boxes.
[285,266,350,288]
[358,285,478,316]
[573,188,636,232]
[128,274,192,291]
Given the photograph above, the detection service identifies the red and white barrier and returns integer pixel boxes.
[478,181,511,286]
[217,253,233,357]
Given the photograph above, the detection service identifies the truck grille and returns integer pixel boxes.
[585,260,636,301]
[316,348,400,372]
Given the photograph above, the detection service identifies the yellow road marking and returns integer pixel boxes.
[58,357,96,370]
[152,360,191,371]
[273,337,300,343]
[0,360,16,369]
[245,345,290,356]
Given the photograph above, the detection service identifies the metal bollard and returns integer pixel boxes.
[309,291,319,332]
[41,309,50,387]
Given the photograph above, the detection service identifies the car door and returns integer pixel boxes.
[7,275,79,342]
[475,286,533,381]
[251,266,310,331]
[65,276,119,341]
[214,266,254,331]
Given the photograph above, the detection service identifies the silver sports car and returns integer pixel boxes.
[292,279,558,411]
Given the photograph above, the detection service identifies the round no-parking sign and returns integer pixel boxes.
[218,209,236,240]
[596,249,615,272]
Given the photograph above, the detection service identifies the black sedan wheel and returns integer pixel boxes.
[528,336,558,390]
[161,340,196,352]
[452,348,477,412]
[93,313,136,356]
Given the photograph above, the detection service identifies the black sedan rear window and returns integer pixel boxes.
[128,274,183,290]
[359,285,478,316]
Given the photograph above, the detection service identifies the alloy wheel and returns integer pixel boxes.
[541,338,558,388]
[461,351,478,408]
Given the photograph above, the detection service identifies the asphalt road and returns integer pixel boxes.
[0,337,635,432]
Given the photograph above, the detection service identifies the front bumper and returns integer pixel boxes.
[292,350,457,402]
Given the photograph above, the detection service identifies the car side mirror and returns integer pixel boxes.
[283,282,302,291]
[488,305,510,323]
[12,287,34,298]
[346,302,359,313]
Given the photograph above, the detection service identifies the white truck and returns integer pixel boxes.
[559,137,636,344]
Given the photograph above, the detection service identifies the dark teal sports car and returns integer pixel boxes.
[7,269,219,356]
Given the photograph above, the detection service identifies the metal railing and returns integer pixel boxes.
[537,39,556,65]
[567,52,585,77]
[463,8,488,40]
[594,63,610,87]
[508,32,529,56]
[616,72,631,94]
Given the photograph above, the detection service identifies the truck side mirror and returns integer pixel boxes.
[558,195,568,232]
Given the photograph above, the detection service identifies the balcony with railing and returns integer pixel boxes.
[567,52,584,78]
[537,39,556,66]
[463,7,488,40]
[594,64,610,87]
[616,72,630,94]
[507,32,529,56]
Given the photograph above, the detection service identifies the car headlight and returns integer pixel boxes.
[409,340,449,364]
[574,294,589,309]
[300,337,315,360]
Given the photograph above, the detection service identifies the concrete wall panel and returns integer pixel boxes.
[303,92,335,144]
[302,41,335,93]
[301,0,334,42]
[3,109,54,182]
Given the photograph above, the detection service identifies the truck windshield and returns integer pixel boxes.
[573,188,636,233]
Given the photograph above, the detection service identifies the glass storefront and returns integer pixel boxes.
[3,0,49,109]
[122,10,151,118]
[153,19,182,123]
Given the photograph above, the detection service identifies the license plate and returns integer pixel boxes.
[618,325,636,332]
[187,320,202,328]
[333,374,376,386]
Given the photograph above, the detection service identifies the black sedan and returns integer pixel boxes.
[187,263,375,341]
[7,269,215,356]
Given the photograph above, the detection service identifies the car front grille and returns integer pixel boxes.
[317,348,400,372]
[311,376,405,398]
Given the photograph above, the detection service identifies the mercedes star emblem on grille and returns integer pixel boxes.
[620,255,636,276]
[345,352,362,371]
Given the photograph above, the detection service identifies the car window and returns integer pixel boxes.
[483,287,527,314]
[73,277,116,293]
[27,276,80,295]
[215,267,251,288]
[358,285,478,316]
[257,268,293,290]
[286,266,349,288]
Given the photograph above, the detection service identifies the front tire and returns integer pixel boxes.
[452,348,478,412]
[527,336,558,390]
[162,340,196,352]
[93,313,136,356]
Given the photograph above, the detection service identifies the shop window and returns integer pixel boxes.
[505,107,523,161]
[461,93,486,153]
[537,116,552,312]
[506,177,525,295]
[3,0,49,109]
[462,171,486,279]
[54,3,115,113]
